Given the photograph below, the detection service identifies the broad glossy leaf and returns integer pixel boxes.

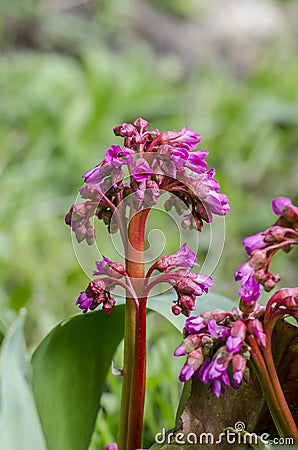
[32,305,125,450]
[0,312,47,450]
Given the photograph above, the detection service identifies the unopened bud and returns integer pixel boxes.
[180,295,195,311]
[230,320,247,340]
[264,278,276,291]
[172,304,182,315]
[201,309,231,323]
[249,250,267,270]
[103,297,116,314]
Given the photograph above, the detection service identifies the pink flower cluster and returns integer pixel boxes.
[174,308,266,397]
[235,197,298,313]
[65,118,230,242]
[149,243,213,316]
[76,243,213,316]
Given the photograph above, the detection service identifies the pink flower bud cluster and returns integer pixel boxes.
[235,197,298,313]
[65,118,230,243]
[174,308,267,397]
[76,257,127,314]
[151,243,213,316]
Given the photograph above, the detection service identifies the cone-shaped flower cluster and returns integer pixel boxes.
[65,118,230,243]
[235,197,298,313]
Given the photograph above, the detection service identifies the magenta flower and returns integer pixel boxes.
[232,354,247,385]
[132,159,154,182]
[272,196,298,226]
[179,362,197,382]
[176,271,213,296]
[209,374,231,397]
[83,162,113,184]
[154,126,202,150]
[226,336,243,354]
[156,243,198,271]
[105,444,118,450]
[207,320,230,338]
[197,348,232,397]
[175,311,254,396]
[67,118,230,241]
[243,232,266,254]
[247,319,267,348]
[179,126,202,150]
[272,196,293,215]
[105,145,134,167]
[184,315,206,333]
[174,334,202,356]
[184,309,232,334]
[204,191,230,218]
[76,278,116,314]
[179,348,204,382]
[226,320,246,354]
[187,150,209,173]
[235,261,255,284]
[93,257,126,278]
[238,277,261,304]
[76,292,93,313]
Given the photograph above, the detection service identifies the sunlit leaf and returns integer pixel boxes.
[32,306,125,450]
[0,312,47,450]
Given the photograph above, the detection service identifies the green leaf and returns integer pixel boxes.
[32,305,125,450]
[0,311,47,450]
[147,293,236,332]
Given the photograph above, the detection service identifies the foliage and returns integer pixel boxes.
[0,0,298,448]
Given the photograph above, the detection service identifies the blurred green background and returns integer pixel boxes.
[0,0,297,447]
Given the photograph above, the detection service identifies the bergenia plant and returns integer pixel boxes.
[174,197,298,441]
[64,118,297,449]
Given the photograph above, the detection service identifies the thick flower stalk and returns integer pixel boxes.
[66,118,229,450]
[175,197,298,441]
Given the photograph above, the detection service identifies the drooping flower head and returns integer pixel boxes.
[66,118,230,243]
[66,119,230,316]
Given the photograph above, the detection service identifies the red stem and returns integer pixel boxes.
[262,319,298,441]
[125,208,150,450]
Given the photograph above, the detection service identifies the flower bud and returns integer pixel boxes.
[103,296,116,314]
[247,319,267,348]
[232,353,247,384]
[174,334,202,356]
[200,309,232,323]
[230,320,247,340]
[264,278,276,291]
[179,295,196,311]
[249,250,267,270]
[105,443,118,450]
[172,303,182,315]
